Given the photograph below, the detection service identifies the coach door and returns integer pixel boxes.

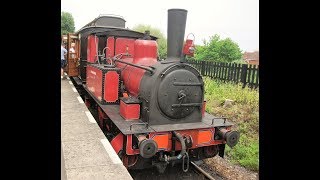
[66,33,80,77]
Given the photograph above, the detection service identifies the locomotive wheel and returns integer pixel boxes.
[97,114,104,130]
[203,145,219,158]
[85,98,91,108]
[122,154,138,168]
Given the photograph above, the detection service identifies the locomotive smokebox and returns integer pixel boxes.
[167,9,187,61]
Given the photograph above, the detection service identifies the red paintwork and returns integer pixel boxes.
[111,133,124,154]
[126,135,140,155]
[115,38,135,58]
[149,133,172,151]
[123,129,225,156]
[122,155,138,168]
[183,39,194,57]
[119,100,140,120]
[87,35,99,63]
[123,128,226,155]
[104,71,119,102]
[97,107,108,129]
[86,65,119,103]
[202,101,206,117]
[85,98,91,108]
[86,65,103,101]
[133,39,158,63]
[173,129,222,150]
[122,92,129,98]
[98,106,108,121]
[106,36,115,59]
[122,155,128,167]
[116,40,158,96]
[147,128,224,152]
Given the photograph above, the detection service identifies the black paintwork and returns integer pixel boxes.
[78,15,126,30]
[167,9,187,61]
[83,84,233,135]
[139,61,204,125]
[121,96,140,104]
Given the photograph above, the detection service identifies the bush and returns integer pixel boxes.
[225,135,259,171]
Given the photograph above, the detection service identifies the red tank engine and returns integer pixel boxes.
[71,9,239,173]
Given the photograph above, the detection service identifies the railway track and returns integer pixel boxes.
[190,161,223,180]
[191,161,215,180]
[129,160,224,180]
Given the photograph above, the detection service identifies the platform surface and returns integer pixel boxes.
[61,77,132,180]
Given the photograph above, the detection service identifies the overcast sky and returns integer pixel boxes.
[61,0,259,52]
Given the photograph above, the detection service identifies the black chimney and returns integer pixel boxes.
[167,9,187,61]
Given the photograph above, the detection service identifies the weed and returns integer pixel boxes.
[203,77,259,171]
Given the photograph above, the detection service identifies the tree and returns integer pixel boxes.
[194,34,242,62]
[132,24,167,60]
[61,12,75,35]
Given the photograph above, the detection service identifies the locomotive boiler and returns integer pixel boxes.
[65,9,240,173]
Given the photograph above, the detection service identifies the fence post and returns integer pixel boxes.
[241,64,248,88]
[201,61,205,75]
[255,66,259,89]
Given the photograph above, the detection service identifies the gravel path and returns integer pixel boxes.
[204,156,258,180]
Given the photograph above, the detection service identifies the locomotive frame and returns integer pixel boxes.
[63,9,239,173]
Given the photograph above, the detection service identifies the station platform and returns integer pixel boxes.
[61,77,133,180]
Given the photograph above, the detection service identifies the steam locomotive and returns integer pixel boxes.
[63,9,239,173]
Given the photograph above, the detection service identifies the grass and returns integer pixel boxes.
[203,77,259,171]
